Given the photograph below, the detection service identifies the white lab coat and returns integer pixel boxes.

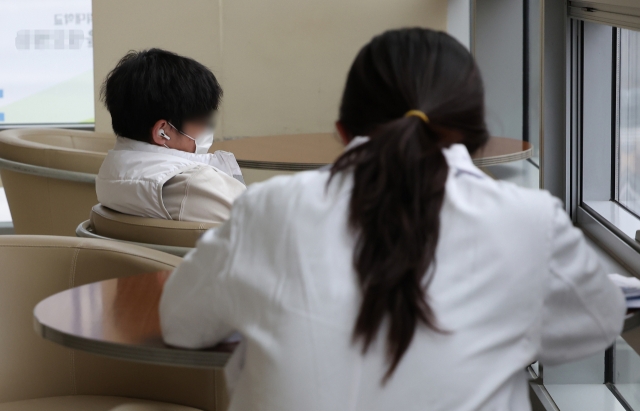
[96,137,246,223]
[160,139,626,411]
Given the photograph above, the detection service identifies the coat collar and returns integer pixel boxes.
[113,137,244,182]
[344,136,486,179]
[114,137,212,166]
[442,143,486,179]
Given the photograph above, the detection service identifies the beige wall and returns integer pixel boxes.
[92,0,447,138]
[92,0,222,135]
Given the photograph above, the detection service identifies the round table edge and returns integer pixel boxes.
[33,310,232,369]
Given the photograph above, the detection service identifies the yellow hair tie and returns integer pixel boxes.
[404,110,429,124]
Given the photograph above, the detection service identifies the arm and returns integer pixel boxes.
[211,150,245,184]
[159,219,237,348]
[162,166,246,223]
[539,200,626,365]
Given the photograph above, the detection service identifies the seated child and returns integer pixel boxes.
[97,49,245,223]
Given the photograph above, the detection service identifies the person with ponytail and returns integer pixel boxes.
[160,29,625,411]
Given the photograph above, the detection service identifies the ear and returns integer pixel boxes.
[335,121,351,145]
[150,119,170,146]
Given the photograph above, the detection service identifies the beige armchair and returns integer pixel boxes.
[76,205,218,256]
[0,128,115,236]
[0,235,228,411]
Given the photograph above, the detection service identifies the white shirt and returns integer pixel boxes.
[160,141,626,411]
[96,137,246,223]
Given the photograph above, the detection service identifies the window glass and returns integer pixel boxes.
[473,0,540,189]
[618,29,640,215]
[527,0,542,166]
[615,336,640,409]
[581,22,614,205]
[0,0,94,125]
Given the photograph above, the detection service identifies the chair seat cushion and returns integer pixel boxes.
[0,395,201,411]
[90,204,217,248]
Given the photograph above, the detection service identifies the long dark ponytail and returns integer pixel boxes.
[331,28,489,381]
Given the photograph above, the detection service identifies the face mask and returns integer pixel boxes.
[168,122,215,154]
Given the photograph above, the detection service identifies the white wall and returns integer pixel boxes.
[92,0,448,138]
[91,0,223,135]
[474,0,524,142]
[447,0,471,50]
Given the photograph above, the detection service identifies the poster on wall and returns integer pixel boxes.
[0,0,94,125]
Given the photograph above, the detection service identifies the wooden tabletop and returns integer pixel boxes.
[472,137,533,168]
[33,272,236,369]
[34,273,640,369]
[211,134,532,170]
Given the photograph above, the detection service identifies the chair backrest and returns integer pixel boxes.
[0,235,226,410]
[0,129,115,236]
[90,204,218,248]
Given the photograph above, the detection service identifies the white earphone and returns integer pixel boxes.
[159,129,170,140]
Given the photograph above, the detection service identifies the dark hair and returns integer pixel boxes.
[100,48,222,142]
[331,28,489,381]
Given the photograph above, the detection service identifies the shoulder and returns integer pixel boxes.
[495,179,558,207]
[99,147,198,178]
[240,169,332,203]
[231,169,335,222]
[492,180,561,223]
[501,183,567,247]
[501,182,562,231]
[103,144,198,167]
[502,181,562,217]
[447,172,563,238]
[455,169,558,210]
[182,164,231,180]
[168,165,246,196]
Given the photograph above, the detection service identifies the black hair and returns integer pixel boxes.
[331,28,489,381]
[100,48,222,142]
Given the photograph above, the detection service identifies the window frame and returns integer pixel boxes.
[0,124,94,131]
[569,18,640,275]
